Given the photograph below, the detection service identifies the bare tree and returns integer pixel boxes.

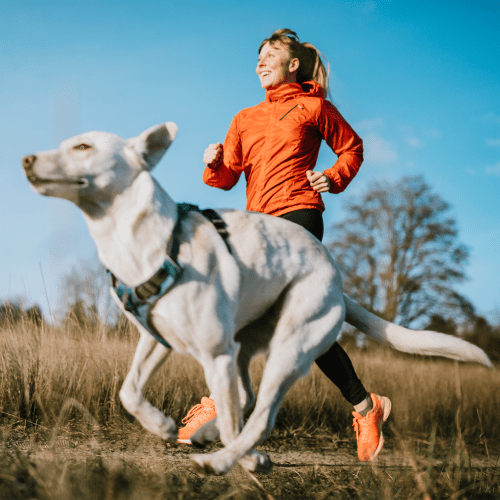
[0,300,43,328]
[462,316,500,363]
[58,255,114,324]
[0,301,23,327]
[327,175,474,328]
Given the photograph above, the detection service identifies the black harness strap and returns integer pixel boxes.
[134,203,230,301]
[199,208,230,242]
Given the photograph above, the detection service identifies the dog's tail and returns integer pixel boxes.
[343,294,493,368]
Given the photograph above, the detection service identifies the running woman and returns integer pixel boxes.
[178,29,391,462]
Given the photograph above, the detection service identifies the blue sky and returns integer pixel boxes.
[1,0,499,322]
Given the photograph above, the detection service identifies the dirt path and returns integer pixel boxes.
[2,436,498,499]
[6,436,494,472]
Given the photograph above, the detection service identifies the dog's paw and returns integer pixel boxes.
[161,416,178,442]
[139,415,177,442]
[190,448,272,476]
[190,418,220,448]
[239,450,273,474]
[190,452,227,476]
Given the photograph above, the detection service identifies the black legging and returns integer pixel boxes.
[279,209,368,406]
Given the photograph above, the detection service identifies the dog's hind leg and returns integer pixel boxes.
[191,284,344,475]
[191,342,310,475]
[119,330,176,441]
[237,343,257,413]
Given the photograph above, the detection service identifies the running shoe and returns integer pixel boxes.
[352,393,391,461]
[177,397,217,444]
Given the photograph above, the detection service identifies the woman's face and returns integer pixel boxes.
[256,42,298,90]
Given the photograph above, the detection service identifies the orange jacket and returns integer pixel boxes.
[203,82,363,217]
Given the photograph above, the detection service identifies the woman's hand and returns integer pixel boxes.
[204,142,223,167]
[306,170,331,193]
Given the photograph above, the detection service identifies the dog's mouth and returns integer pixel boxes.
[27,175,89,188]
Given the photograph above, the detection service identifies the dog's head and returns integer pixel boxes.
[22,122,178,213]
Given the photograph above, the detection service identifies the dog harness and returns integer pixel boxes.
[109,203,230,349]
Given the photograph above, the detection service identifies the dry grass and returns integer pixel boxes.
[1,317,499,499]
[1,448,499,500]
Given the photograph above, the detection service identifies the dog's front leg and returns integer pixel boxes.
[119,330,176,441]
[190,347,256,448]
[190,350,244,475]
[206,352,242,446]
[191,349,271,476]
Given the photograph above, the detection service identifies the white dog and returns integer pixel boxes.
[23,123,492,476]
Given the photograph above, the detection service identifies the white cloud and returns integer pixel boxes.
[355,117,385,131]
[405,136,423,148]
[425,128,442,139]
[363,131,398,166]
[486,160,500,176]
[354,117,397,166]
[481,113,500,124]
[486,138,500,147]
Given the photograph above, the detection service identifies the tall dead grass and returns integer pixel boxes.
[1,317,499,447]
[1,317,500,499]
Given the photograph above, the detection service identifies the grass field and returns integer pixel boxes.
[1,315,499,499]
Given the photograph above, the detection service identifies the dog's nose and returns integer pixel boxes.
[22,155,37,172]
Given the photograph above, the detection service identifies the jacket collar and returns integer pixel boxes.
[265,81,324,102]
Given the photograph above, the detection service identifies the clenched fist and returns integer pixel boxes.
[306,170,331,193]
[204,142,223,167]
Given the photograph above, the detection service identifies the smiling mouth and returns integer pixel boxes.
[27,175,89,187]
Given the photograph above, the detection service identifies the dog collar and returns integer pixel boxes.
[109,203,230,349]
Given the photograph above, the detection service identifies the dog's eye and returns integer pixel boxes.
[74,144,91,151]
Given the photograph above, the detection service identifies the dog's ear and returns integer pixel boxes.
[128,122,178,170]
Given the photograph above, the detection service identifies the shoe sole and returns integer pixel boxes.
[177,438,192,444]
[368,396,391,461]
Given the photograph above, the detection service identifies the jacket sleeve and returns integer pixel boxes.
[316,100,364,194]
[202,114,243,191]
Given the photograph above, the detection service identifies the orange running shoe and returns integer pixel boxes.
[352,393,391,461]
[177,397,217,444]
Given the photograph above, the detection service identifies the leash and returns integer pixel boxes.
[109,203,230,349]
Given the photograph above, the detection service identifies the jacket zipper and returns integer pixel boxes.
[279,104,304,121]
